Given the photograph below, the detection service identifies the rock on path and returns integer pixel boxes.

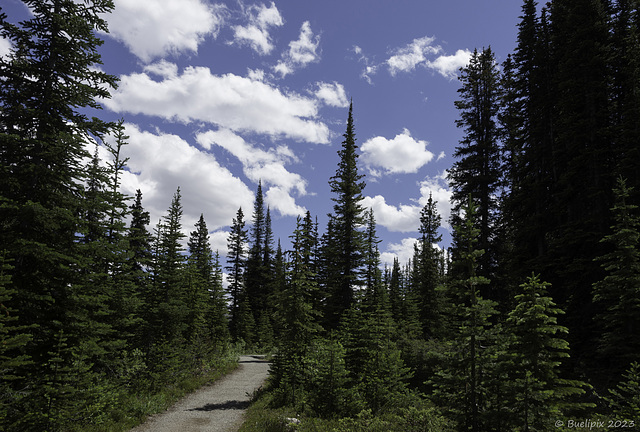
[131,355,270,432]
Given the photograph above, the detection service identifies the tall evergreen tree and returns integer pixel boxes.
[127,189,153,350]
[414,193,444,338]
[153,188,188,342]
[504,274,592,431]
[245,182,266,334]
[431,197,498,432]
[0,252,32,428]
[271,215,322,405]
[0,1,117,428]
[545,0,614,355]
[325,102,367,328]
[226,207,250,342]
[448,47,503,297]
[186,214,214,344]
[592,177,640,372]
[208,251,230,345]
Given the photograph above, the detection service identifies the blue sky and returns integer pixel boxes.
[1,0,523,266]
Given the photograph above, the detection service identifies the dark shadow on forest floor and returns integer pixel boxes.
[187,400,251,411]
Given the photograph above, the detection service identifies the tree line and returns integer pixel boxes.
[1,0,640,431]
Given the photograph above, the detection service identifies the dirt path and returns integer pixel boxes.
[131,355,270,432]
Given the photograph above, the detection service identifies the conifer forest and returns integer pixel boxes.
[2,1,640,431]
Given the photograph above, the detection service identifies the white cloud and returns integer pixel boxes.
[352,45,377,85]
[380,237,418,267]
[233,2,283,55]
[265,186,306,217]
[274,21,320,77]
[113,123,254,234]
[107,0,224,62]
[362,195,421,233]
[314,82,349,107]
[357,36,468,81]
[104,64,330,143]
[427,49,472,79]
[362,172,452,233]
[210,231,230,257]
[361,129,434,175]
[0,36,12,59]
[196,129,307,217]
[417,171,453,229]
[387,36,441,76]
[143,60,178,79]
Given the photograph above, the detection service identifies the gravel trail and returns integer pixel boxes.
[131,355,270,432]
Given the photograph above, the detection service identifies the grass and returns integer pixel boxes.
[71,350,240,432]
[237,390,455,432]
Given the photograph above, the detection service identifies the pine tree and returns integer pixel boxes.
[414,193,444,338]
[0,252,32,428]
[127,189,153,350]
[448,47,502,293]
[431,197,498,432]
[592,177,640,371]
[153,188,188,342]
[362,209,386,311]
[245,181,267,345]
[226,207,249,342]
[208,251,230,345]
[186,214,214,345]
[0,1,118,427]
[271,215,322,406]
[505,274,592,430]
[102,122,141,351]
[545,0,614,359]
[388,257,403,323]
[605,362,640,420]
[325,102,367,328]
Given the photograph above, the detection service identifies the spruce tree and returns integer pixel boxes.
[271,215,322,406]
[431,197,498,432]
[545,0,614,360]
[325,102,367,328]
[605,362,640,421]
[127,189,153,350]
[448,47,502,292]
[245,181,267,344]
[0,252,32,428]
[505,274,592,430]
[414,193,444,338]
[226,207,250,342]
[186,214,214,345]
[0,1,118,427]
[592,177,640,371]
[153,188,188,342]
[208,251,230,345]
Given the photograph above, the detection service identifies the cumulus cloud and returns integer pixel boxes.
[210,231,230,257]
[417,171,453,228]
[0,36,12,59]
[387,36,441,76]
[314,82,349,107]
[361,129,434,176]
[112,123,254,234]
[274,21,320,77]
[380,237,418,267]
[106,0,224,62]
[104,64,330,143]
[426,49,472,79]
[196,129,307,217]
[362,172,452,233]
[362,195,421,233]
[233,2,284,55]
[356,36,469,82]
